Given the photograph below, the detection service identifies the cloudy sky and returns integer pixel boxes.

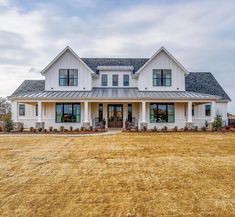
[0,0,234,112]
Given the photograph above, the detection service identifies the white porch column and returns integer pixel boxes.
[84,101,89,123]
[35,101,45,129]
[187,101,192,123]
[37,101,42,122]
[211,101,216,122]
[11,101,18,122]
[141,101,146,123]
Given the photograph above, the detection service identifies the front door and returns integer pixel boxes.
[108,104,123,128]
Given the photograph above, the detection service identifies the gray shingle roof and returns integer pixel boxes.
[81,58,149,74]
[9,72,230,101]
[11,80,45,96]
[185,72,230,101]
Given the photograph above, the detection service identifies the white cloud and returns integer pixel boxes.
[0,0,234,111]
[0,0,9,6]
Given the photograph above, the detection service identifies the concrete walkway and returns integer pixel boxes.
[0,130,122,137]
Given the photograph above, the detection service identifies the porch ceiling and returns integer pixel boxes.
[9,88,222,101]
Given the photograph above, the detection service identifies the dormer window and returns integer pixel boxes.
[123,75,129,86]
[59,69,78,86]
[112,74,118,86]
[101,74,108,86]
[153,69,171,86]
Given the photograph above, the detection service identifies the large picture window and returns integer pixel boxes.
[59,69,78,86]
[56,103,80,123]
[101,74,108,86]
[150,103,174,123]
[112,74,118,86]
[19,104,25,116]
[153,69,171,86]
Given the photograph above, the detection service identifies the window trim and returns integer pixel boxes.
[153,69,172,87]
[101,74,108,86]
[150,103,175,123]
[59,69,78,86]
[55,103,81,123]
[19,104,25,116]
[123,74,129,86]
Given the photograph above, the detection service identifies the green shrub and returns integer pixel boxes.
[152,126,157,132]
[211,113,223,131]
[3,114,13,132]
[59,126,65,132]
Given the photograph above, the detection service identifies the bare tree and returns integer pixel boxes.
[0,98,11,120]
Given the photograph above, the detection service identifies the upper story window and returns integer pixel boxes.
[112,74,118,86]
[123,75,129,86]
[205,105,211,116]
[59,69,78,86]
[153,69,171,86]
[101,74,108,86]
[19,104,25,116]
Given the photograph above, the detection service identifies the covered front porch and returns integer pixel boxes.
[11,99,217,130]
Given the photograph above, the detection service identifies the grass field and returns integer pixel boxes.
[0,133,234,216]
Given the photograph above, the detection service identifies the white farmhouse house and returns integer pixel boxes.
[9,46,231,130]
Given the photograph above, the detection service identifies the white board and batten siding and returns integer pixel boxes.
[44,50,92,91]
[138,50,185,91]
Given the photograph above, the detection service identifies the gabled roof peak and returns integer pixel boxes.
[40,46,95,75]
[134,46,188,75]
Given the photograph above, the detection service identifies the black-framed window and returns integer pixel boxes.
[19,104,25,116]
[101,74,108,86]
[56,103,80,123]
[35,104,38,116]
[112,74,118,86]
[150,103,174,123]
[128,104,132,122]
[98,104,103,122]
[192,104,195,116]
[59,69,78,86]
[153,69,171,86]
[205,105,211,116]
[123,74,129,86]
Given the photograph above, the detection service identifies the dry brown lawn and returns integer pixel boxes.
[0,133,234,217]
